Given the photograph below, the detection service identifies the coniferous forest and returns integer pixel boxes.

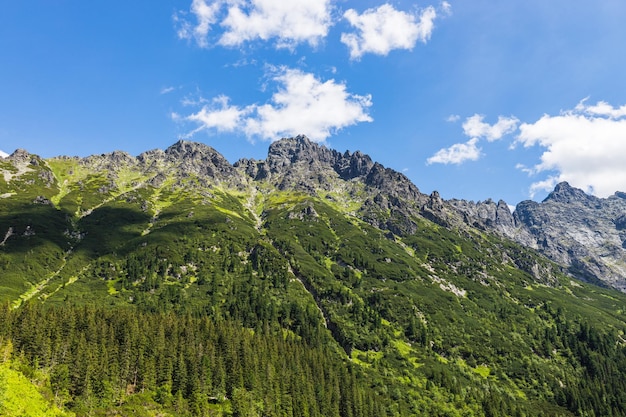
[1,304,387,417]
[3,296,626,416]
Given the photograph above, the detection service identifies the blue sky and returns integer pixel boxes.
[2,1,626,205]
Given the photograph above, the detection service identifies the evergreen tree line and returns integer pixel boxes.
[0,303,387,417]
[533,306,626,416]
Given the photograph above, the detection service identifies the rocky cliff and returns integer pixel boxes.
[510,183,626,290]
[449,182,626,291]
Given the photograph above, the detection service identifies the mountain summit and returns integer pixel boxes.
[509,182,626,290]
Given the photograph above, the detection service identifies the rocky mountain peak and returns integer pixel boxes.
[364,163,421,199]
[335,150,374,180]
[544,182,595,204]
[7,149,33,164]
[448,197,516,234]
[264,135,379,182]
[81,150,136,171]
[495,200,515,227]
[267,134,313,152]
[497,182,626,291]
[266,135,338,173]
[133,140,239,187]
[166,140,231,167]
[165,140,221,160]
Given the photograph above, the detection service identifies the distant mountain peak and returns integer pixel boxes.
[268,135,328,161]
[0,150,8,158]
[543,181,595,204]
[165,140,221,158]
[276,133,312,145]
[264,136,338,180]
[508,181,626,291]
[6,149,33,164]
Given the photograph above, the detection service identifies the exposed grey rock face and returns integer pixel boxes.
[449,183,626,290]
[449,198,516,234]
[262,135,343,192]
[130,140,244,189]
[7,149,33,164]
[615,213,626,231]
[505,182,626,290]
[162,140,242,185]
[266,135,339,175]
[336,150,374,180]
[233,158,268,181]
[364,163,422,203]
[82,151,136,171]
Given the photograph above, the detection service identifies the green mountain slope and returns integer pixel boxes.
[1,138,626,416]
[0,342,75,417]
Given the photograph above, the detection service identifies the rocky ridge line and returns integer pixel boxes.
[5,135,626,291]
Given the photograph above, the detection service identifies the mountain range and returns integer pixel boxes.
[6,134,620,291]
[1,135,626,416]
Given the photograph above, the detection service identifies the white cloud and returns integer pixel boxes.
[180,67,372,142]
[428,114,518,165]
[0,150,8,158]
[528,176,559,198]
[462,114,519,142]
[574,98,626,119]
[441,1,452,16]
[244,68,373,140]
[160,86,176,95]
[176,0,332,49]
[515,163,534,176]
[516,99,626,197]
[426,138,481,165]
[341,3,439,60]
[446,114,460,122]
[176,0,223,48]
[185,95,250,134]
[181,94,210,107]
[220,0,332,48]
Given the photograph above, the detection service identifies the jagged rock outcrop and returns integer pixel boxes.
[76,140,246,189]
[82,151,136,171]
[265,135,338,174]
[233,158,269,181]
[235,135,341,192]
[336,150,374,180]
[7,149,34,165]
[503,183,626,290]
[250,135,429,234]
[449,199,517,235]
[161,140,243,186]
